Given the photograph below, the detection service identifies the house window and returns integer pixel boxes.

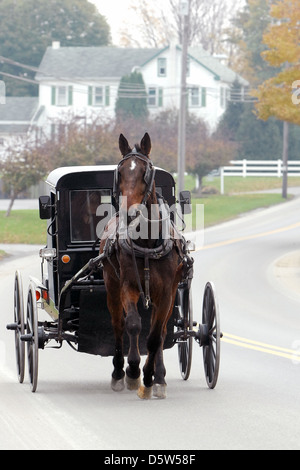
[51,86,73,106]
[88,86,110,106]
[148,87,156,106]
[147,87,163,107]
[57,86,67,106]
[190,87,200,107]
[157,58,167,77]
[94,87,103,106]
[188,87,206,107]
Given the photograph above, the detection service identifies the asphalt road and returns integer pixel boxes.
[0,196,300,450]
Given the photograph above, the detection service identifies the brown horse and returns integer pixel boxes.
[100,133,183,399]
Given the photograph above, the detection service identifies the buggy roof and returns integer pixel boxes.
[45,165,174,190]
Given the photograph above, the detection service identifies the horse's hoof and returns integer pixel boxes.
[111,377,125,392]
[126,375,141,391]
[137,385,152,400]
[153,383,167,399]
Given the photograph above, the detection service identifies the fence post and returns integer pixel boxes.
[277,159,282,177]
[243,159,247,178]
[220,167,224,195]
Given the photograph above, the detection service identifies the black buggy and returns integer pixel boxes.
[7,165,221,392]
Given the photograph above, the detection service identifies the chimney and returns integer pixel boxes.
[52,41,60,50]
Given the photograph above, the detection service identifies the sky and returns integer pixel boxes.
[89,0,139,45]
[89,0,246,47]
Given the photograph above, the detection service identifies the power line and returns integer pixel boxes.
[0,54,256,103]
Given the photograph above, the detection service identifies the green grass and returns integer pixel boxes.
[201,175,300,195]
[0,210,47,245]
[0,190,292,245]
[181,193,288,230]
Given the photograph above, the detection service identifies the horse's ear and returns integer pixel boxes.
[119,134,131,157]
[140,132,151,157]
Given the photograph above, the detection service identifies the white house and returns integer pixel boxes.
[35,42,249,133]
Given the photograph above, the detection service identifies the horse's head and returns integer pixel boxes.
[115,133,155,211]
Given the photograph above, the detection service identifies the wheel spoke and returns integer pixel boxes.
[26,284,39,392]
[13,272,25,384]
[202,282,221,389]
[177,287,193,380]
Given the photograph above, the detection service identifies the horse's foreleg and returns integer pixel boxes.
[144,277,181,400]
[107,293,125,392]
[138,314,164,400]
[122,291,142,391]
[154,281,178,388]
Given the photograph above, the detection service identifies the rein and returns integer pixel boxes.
[112,151,173,310]
[102,150,193,309]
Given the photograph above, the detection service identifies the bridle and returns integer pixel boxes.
[113,151,156,206]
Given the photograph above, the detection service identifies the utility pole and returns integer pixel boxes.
[282,121,289,199]
[177,0,190,196]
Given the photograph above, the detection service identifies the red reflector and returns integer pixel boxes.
[42,289,49,302]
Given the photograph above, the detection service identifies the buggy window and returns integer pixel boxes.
[70,190,112,243]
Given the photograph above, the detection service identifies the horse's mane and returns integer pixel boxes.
[133,143,141,153]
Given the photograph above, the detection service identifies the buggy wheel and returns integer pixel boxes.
[14,271,25,383]
[202,282,220,389]
[26,283,39,392]
[177,287,193,380]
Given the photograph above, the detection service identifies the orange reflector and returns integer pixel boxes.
[36,290,41,301]
[61,255,71,264]
[41,289,49,302]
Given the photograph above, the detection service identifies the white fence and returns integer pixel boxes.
[220,159,300,194]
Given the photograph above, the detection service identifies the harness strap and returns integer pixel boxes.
[129,237,151,310]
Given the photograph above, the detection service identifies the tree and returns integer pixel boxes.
[186,114,235,192]
[253,0,300,198]
[253,0,300,125]
[236,105,282,160]
[217,80,246,141]
[231,0,278,84]
[120,0,244,57]
[0,0,111,96]
[1,136,49,216]
[41,114,119,168]
[115,71,148,123]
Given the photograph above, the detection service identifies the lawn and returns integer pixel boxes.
[0,192,290,245]
[0,210,47,245]
[199,175,300,194]
[190,193,287,229]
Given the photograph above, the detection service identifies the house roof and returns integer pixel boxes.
[35,45,249,87]
[35,46,162,81]
[188,46,249,86]
[0,97,43,134]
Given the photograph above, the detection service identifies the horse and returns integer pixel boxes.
[100,133,184,399]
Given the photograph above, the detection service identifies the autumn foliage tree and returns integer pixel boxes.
[253,0,300,125]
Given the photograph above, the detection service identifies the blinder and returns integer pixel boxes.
[113,151,156,206]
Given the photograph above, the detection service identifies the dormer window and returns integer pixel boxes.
[157,58,167,77]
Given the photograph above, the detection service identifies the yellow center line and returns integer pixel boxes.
[196,222,300,251]
[192,222,300,361]
[222,332,300,362]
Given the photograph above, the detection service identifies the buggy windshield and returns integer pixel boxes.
[69,189,112,243]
